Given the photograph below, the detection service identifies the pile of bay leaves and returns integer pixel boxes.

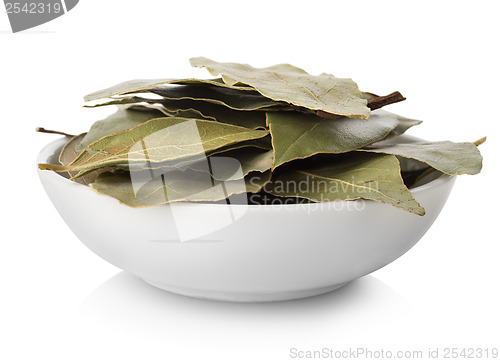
[38,57,484,215]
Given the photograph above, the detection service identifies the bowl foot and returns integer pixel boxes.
[142,279,350,302]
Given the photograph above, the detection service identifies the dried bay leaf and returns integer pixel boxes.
[127,104,207,120]
[158,99,268,129]
[59,133,118,185]
[84,78,255,102]
[176,103,267,129]
[87,98,213,122]
[72,135,273,180]
[86,96,268,130]
[89,169,271,208]
[190,57,370,119]
[36,58,484,216]
[138,84,284,111]
[362,141,483,175]
[268,110,405,169]
[267,152,425,215]
[59,133,86,166]
[39,117,269,175]
[76,107,166,153]
[84,96,147,108]
[384,114,422,138]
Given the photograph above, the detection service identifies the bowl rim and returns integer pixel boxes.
[37,137,454,207]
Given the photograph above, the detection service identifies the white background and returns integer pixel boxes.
[1,1,499,361]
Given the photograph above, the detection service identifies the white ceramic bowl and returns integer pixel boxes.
[38,137,455,302]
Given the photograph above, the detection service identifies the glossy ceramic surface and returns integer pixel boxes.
[38,138,455,302]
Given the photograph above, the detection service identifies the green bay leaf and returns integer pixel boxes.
[60,133,116,185]
[76,107,166,153]
[86,96,268,130]
[73,135,273,180]
[84,78,255,102]
[362,141,483,175]
[138,84,284,111]
[190,57,369,119]
[127,104,208,120]
[267,152,425,215]
[158,99,268,129]
[268,110,406,169]
[39,117,269,175]
[59,133,86,167]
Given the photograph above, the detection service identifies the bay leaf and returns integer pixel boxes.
[190,57,370,119]
[126,104,207,120]
[71,135,273,181]
[158,99,268,129]
[267,152,425,215]
[60,133,118,185]
[384,113,422,138]
[362,92,378,100]
[89,169,271,208]
[137,84,284,111]
[39,117,269,175]
[59,132,120,182]
[84,78,255,102]
[86,98,213,121]
[84,96,146,108]
[362,140,483,175]
[86,96,268,129]
[76,107,166,153]
[267,109,405,169]
[59,133,86,167]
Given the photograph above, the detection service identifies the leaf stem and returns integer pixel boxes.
[474,136,487,147]
[316,91,406,119]
[367,91,406,111]
[36,127,75,137]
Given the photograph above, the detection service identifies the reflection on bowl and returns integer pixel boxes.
[38,137,455,302]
